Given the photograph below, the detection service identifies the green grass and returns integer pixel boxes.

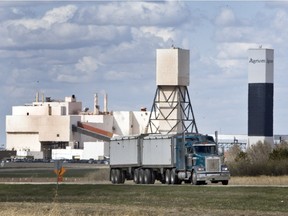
[0,184,287,214]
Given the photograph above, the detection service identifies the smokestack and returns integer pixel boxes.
[36,92,39,102]
[248,48,274,147]
[94,93,100,115]
[104,93,108,113]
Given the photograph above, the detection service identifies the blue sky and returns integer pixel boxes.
[1,1,288,146]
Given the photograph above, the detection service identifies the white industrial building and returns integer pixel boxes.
[6,94,150,160]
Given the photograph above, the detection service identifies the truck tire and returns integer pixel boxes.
[160,172,166,184]
[170,169,179,185]
[110,169,116,184]
[144,169,151,184]
[222,180,229,185]
[165,169,171,185]
[151,171,156,184]
[191,171,199,185]
[120,170,125,184]
[133,169,139,184]
[114,169,122,184]
[139,169,145,184]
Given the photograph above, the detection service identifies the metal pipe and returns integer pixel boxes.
[94,93,99,114]
[104,93,108,113]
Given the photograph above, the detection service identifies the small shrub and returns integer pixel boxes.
[270,142,288,160]
[247,141,272,164]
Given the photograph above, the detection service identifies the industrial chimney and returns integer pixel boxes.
[104,93,108,113]
[94,93,100,115]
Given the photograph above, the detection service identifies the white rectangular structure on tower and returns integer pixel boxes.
[156,48,190,86]
[248,49,274,84]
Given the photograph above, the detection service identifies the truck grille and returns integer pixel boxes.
[206,158,220,172]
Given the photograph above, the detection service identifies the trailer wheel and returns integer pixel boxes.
[151,171,156,184]
[133,169,139,184]
[139,169,145,184]
[114,169,122,184]
[165,169,171,185]
[110,169,116,184]
[120,170,125,184]
[144,169,151,184]
[222,180,229,185]
[170,169,179,185]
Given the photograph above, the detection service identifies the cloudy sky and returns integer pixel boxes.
[1,1,288,145]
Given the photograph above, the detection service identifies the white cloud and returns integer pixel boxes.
[55,74,80,83]
[273,9,288,31]
[76,1,190,26]
[104,70,141,81]
[217,42,259,59]
[0,21,130,50]
[75,56,99,74]
[42,4,77,26]
[215,8,235,26]
[214,26,254,42]
[4,4,77,30]
[136,27,175,42]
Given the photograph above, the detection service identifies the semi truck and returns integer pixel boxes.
[109,133,230,185]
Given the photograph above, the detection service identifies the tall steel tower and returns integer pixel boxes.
[147,48,198,134]
[248,48,274,146]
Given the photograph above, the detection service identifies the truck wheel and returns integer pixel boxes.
[120,170,125,184]
[170,169,178,185]
[114,169,121,184]
[144,169,151,184]
[165,169,171,185]
[133,169,139,184]
[151,171,156,184]
[110,169,116,184]
[222,180,229,185]
[139,169,145,184]
[191,171,199,185]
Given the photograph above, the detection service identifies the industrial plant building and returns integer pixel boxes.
[5,94,149,160]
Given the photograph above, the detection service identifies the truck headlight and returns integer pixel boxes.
[197,166,205,171]
[221,165,229,171]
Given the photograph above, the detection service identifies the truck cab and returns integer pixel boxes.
[181,134,230,185]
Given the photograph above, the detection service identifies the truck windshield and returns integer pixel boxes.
[185,135,215,143]
[194,146,216,154]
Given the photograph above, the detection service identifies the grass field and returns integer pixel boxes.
[0,184,288,216]
[1,164,288,215]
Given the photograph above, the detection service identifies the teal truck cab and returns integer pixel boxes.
[179,134,230,185]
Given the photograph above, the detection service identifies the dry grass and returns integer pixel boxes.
[230,175,288,185]
[84,169,110,181]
